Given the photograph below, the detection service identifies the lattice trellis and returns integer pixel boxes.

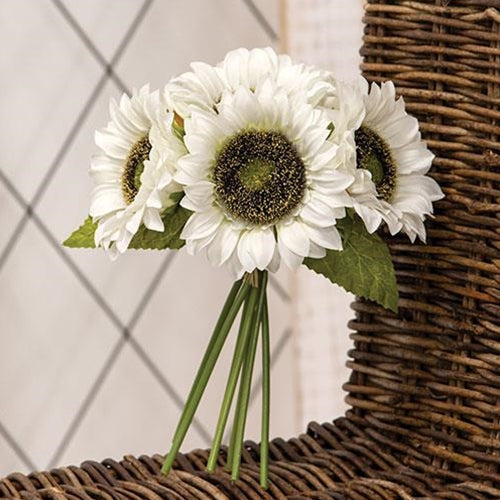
[0,0,293,474]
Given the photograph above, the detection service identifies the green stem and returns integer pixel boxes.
[161,278,250,475]
[206,286,260,472]
[227,413,237,469]
[226,287,257,469]
[231,271,268,481]
[227,330,253,474]
[260,293,270,489]
[227,296,255,469]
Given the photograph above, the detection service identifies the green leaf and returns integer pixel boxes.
[169,191,184,205]
[128,202,191,250]
[62,193,191,251]
[63,216,97,248]
[304,215,398,312]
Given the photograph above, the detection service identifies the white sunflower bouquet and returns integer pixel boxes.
[64,48,443,488]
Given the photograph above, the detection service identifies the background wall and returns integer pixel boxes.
[0,0,363,476]
[285,0,364,430]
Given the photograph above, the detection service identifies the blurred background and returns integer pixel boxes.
[0,0,363,476]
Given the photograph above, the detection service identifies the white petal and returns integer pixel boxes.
[109,97,141,137]
[393,143,434,175]
[303,224,342,251]
[90,184,126,218]
[157,169,174,190]
[206,223,240,266]
[237,228,275,272]
[95,130,132,159]
[383,208,403,236]
[146,188,163,209]
[379,115,420,149]
[222,48,250,89]
[143,208,164,232]
[115,230,134,254]
[125,209,144,234]
[190,62,224,101]
[89,155,122,182]
[277,237,304,269]
[299,195,335,228]
[308,241,327,259]
[266,244,281,273]
[404,213,427,242]
[181,209,223,240]
[183,181,214,211]
[227,250,246,279]
[308,168,354,192]
[250,228,276,270]
[185,232,217,254]
[176,151,211,180]
[391,175,438,214]
[278,221,310,257]
[353,201,383,234]
[312,190,353,209]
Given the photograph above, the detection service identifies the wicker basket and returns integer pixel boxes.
[2,1,500,498]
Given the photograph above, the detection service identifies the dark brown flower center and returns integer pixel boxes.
[355,125,396,201]
[121,135,151,204]
[213,130,306,225]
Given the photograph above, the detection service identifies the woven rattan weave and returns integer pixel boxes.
[2,1,500,498]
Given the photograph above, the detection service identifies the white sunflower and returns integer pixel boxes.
[323,78,386,234]
[89,85,183,258]
[220,47,334,107]
[337,78,443,241]
[175,81,354,276]
[164,47,334,120]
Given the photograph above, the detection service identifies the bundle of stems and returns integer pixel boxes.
[161,270,271,488]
